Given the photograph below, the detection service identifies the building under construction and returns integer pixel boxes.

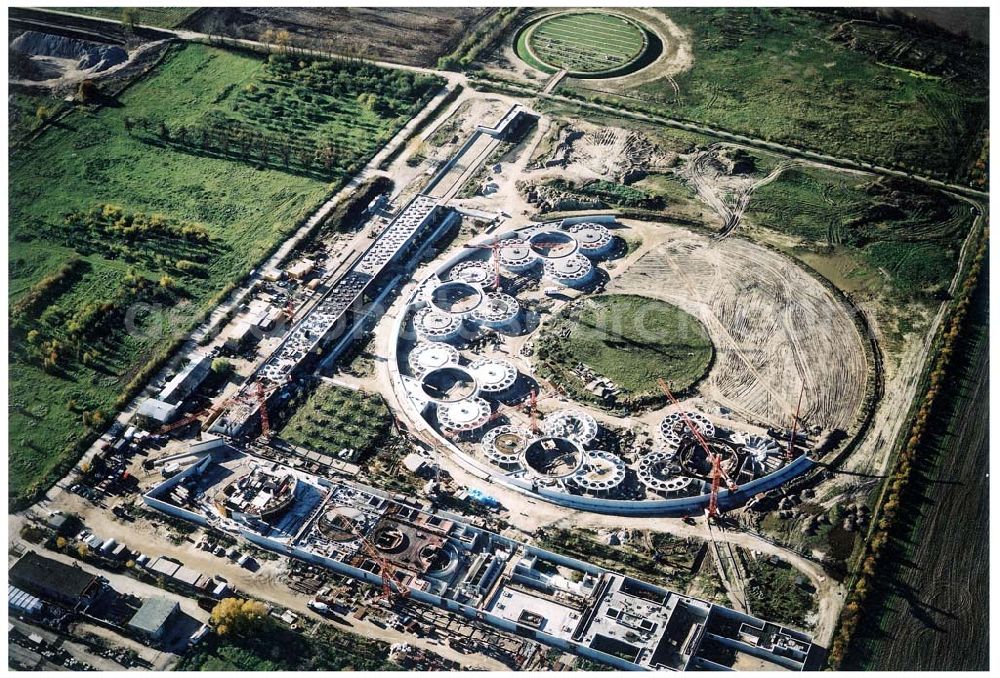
[143,446,816,671]
[211,194,457,440]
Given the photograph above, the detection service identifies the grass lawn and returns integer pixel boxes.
[8,43,435,508]
[525,12,646,74]
[537,294,712,405]
[746,167,972,301]
[744,557,818,630]
[278,384,394,462]
[564,8,987,182]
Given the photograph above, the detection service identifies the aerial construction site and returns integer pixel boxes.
[8,6,988,673]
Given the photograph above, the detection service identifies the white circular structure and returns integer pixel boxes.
[471,292,521,331]
[421,366,479,403]
[541,409,600,446]
[529,230,578,259]
[522,436,585,480]
[496,239,538,273]
[543,253,594,287]
[438,397,492,433]
[469,357,518,394]
[638,451,699,495]
[740,435,783,475]
[407,341,460,377]
[659,410,716,450]
[481,425,530,468]
[413,306,463,342]
[568,222,615,257]
[428,280,485,318]
[570,450,626,494]
[447,259,494,286]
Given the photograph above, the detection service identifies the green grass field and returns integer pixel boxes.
[746,168,972,300]
[278,384,393,461]
[8,43,435,508]
[537,294,712,404]
[51,7,197,29]
[562,9,987,182]
[524,12,646,74]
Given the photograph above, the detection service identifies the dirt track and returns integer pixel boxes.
[612,220,869,433]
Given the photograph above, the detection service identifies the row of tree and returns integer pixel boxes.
[437,7,523,71]
[126,114,350,180]
[826,227,988,668]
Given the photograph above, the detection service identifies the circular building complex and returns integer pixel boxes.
[407,341,460,377]
[543,253,594,287]
[413,306,463,342]
[469,358,518,394]
[541,409,600,446]
[568,222,615,257]
[391,217,837,516]
[447,260,494,286]
[481,425,531,468]
[471,292,521,331]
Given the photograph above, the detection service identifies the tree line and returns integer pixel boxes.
[826,226,988,668]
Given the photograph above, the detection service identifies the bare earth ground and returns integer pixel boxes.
[181,7,493,67]
[611,220,868,433]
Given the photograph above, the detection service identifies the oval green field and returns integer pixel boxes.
[517,12,651,77]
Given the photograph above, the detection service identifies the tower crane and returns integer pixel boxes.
[786,383,805,461]
[341,508,409,603]
[157,392,245,436]
[657,379,737,519]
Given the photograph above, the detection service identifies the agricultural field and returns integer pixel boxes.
[561,8,988,182]
[846,271,989,670]
[517,11,648,75]
[745,167,973,302]
[51,7,197,28]
[536,294,713,406]
[8,43,437,507]
[277,384,394,463]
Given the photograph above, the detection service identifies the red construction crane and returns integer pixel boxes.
[526,388,541,434]
[345,508,409,603]
[786,383,805,461]
[157,393,243,436]
[358,536,410,603]
[658,379,737,518]
[463,237,574,289]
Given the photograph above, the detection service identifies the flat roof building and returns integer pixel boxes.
[128,596,179,641]
[9,551,100,607]
[135,398,179,429]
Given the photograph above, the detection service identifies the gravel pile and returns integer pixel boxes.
[11,30,128,73]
